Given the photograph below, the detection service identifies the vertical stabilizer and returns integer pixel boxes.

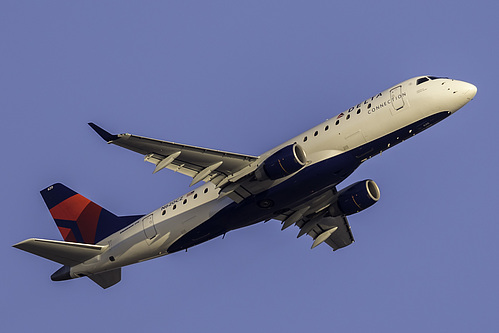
[41,183,142,244]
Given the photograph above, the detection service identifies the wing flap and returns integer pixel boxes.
[13,238,106,266]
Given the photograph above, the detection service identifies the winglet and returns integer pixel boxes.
[88,123,119,142]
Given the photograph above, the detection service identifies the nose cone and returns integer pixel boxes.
[445,80,477,113]
[464,83,477,101]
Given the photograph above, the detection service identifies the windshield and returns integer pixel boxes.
[416,76,449,85]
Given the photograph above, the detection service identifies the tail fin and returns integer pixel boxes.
[41,183,142,244]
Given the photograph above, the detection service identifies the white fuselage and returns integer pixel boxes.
[69,76,476,278]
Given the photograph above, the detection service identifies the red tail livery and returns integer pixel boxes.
[41,183,142,245]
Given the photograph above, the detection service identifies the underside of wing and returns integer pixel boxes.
[89,123,259,187]
[303,215,354,250]
[275,189,355,251]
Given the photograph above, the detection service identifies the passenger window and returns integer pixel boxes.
[314,131,318,136]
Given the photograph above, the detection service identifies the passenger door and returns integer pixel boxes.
[390,86,406,113]
[142,214,157,241]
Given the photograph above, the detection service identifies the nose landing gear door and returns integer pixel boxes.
[142,214,157,242]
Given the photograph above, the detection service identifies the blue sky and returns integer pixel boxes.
[2,1,497,332]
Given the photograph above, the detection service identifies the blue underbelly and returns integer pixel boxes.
[167,111,451,253]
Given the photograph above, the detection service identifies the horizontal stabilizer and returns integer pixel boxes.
[13,238,106,266]
[88,268,121,289]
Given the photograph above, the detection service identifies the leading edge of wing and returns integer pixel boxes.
[88,122,258,160]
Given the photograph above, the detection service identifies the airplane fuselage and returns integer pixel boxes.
[67,76,476,279]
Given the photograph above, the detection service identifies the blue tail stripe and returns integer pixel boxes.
[54,219,85,243]
[94,211,143,243]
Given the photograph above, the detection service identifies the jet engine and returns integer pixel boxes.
[331,179,380,216]
[255,143,307,180]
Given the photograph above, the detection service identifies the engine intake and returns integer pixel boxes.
[256,144,307,180]
[332,179,380,216]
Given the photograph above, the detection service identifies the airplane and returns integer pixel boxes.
[13,76,477,289]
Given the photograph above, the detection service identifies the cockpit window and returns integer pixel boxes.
[417,76,449,85]
[416,77,429,85]
[428,76,448,80]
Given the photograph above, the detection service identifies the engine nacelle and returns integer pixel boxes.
[256,144,307,180]
[332,179,380,216]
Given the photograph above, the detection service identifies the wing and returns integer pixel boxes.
[89,123,259,187]
[275,189,355,251]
